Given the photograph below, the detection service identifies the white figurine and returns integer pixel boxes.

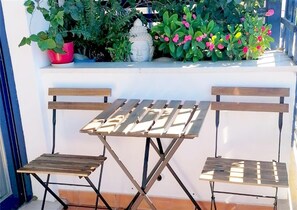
[129,18,154,62]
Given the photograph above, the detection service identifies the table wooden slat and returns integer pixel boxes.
[82,99,209,138]
[200,157,288,188]
[80,99,126,133]
[148,100,182,136]
[115,100,154,134]
[184,101,210,138]
[95,99,140,134]
[130,100,167,135]
[166,101,196,137]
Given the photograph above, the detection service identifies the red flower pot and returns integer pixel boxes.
[47,42,74,64]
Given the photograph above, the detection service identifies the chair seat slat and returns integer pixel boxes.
[200,157,288,188]
[17,153,106,177]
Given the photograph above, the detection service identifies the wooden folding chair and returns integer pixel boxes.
[17,88,112,210]
[200,86,290,210]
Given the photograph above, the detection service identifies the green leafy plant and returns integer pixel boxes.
[151,3,274,61]
[100,0,139,62]
[151,7,224,61]
[72,0,140,62]
[19,0,87,53]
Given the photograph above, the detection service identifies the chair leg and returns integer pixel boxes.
[31,173,68,209]
[274,187,278,210]
[85,177,112,210]
[41,174,50,210]
[95,145,107,210]
[210,182,217,210]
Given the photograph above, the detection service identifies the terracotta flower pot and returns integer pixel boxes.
[47,42,74,64]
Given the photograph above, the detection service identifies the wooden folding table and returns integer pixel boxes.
[81,99,210,210]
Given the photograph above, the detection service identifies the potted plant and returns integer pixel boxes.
[151,1,275,62]
[73,0,141,62]
[19,0,87,64]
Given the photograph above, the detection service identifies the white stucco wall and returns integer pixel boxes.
[40,59,296,206]
[2,0,297,207]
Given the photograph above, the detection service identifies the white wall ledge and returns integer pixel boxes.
[43,51,296,73]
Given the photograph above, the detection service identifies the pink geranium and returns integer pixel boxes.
[257,45,261,50]
[265,9,274,17]
[243,46,248,54]
[182,21,190,28]
[258,36,263,42]
[192,14,197,19]
[238,39,242,44]
[217,43,224,50]
[261,26,266,32]
[267,30,272,36]
[164,36,169,42]
[196,36,203,42]
[206,42,215,51]
[225,34,230,41]
[184,35,192,42]
[173,34,179,43]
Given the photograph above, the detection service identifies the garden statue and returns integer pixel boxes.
[129,18,154,62]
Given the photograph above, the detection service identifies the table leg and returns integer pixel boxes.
[131,137,185,210]
[97,135,157,210]
[127,138,176,209]
[151,139,202,210]
[142,137,151,188]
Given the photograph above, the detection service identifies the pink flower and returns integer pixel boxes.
[257,45,261,50]
[183,15,186,20]
[238,39,242,44]
[192,14,196,19]
[267,29,272,35]
[154,36,159,40]
[203,33,207,38]
[182,21,190,28]
[225,34,230,41]
[196,36,203,42]
[243,46,248,54]
[164,36,169,42]
[173,34,179,43]
[217,43,224,50]
[184,35,192,42]
[258,36,263,42]
[261,26,266,32]
[206,42,215,51]
[265,9,274,17]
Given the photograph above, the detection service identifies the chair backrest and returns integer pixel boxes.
[211,86,290,161]
[48,88,112,110]
[47,88,112,154]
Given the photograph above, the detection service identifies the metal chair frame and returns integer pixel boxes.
[200,86,290,210]
[18,88,112,210]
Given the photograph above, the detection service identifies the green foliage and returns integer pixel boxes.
[152,0,265,24]
[19,0,87,53]
[71,0,140,61]
[20,0,141,61]
[99,0,139,61]
[151,2,273,62]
